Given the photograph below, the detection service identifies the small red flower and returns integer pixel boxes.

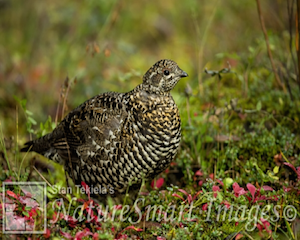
[93,232,99,240]
[216,179,224,186]
[6,190,18,199]
[257,218,272,236]
[151,178,164,189]
[235,233,244,240]
[202,203,208,211]
[60,230,73,239]
[283,162,298,174]
[178,189,188,196]
[221,200,231,209]
[116,225,143,239]
[157,237,166,240]
[43,228,51,239]
[187,194,192,204]
[74,228,93,240]
[212,185,220,198]
[262,185,274,191]
[195,170,203,176]
[198,180,203,187]
[232,182,247,197]
[172,193,185,201]
[246,183,256,201]
[114,205,123,210]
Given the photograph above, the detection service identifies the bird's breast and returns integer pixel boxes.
[126,99,181,173]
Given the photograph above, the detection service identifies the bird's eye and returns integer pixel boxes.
[163,70,170,76]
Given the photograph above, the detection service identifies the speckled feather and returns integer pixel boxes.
[22,59,188,197]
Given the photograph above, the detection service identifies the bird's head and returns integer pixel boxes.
[142,59,188,94]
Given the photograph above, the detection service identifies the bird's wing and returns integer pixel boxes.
[52,92,128,164]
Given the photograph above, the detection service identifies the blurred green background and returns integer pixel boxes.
[0,0,292,137]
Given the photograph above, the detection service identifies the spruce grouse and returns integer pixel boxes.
[22,59,188,197]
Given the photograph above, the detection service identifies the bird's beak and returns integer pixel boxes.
[180,71,188,78]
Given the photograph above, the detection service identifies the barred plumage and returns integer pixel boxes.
[22,59,188,197]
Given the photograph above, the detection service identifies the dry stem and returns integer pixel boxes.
[256,0,286,91]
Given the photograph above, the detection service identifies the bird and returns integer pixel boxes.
[21,59,188,199]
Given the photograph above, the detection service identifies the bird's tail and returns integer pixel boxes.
[21,133,53,155]
[21,128,68,165]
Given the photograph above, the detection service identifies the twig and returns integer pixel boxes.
[33,165,52,187]
[61,77,71,120]
[55,87,62,126]
[186,98,191,126]
[192,0,220,95]
[297,0,300,92]
[256,0,286,91]
[287,0,298,81]
[184,84,193,126]
[33,165,69,202]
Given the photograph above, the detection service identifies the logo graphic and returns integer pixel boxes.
[2,182,47,234]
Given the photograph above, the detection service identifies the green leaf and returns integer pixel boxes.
[284,217,295,239]
[25,110,33,116]
[20,99,27,109]
[23,211,29,217]
[223,178,233,188]
[25,206,31,211]
[267,170,279,180]
[28,116,37,125]
[204,135,213,143]
[13,96,27,109]
[273,166,279,174]
[256,101,262,111]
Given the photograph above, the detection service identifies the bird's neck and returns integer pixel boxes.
[124,85,176,112]
[133,83,171,97]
